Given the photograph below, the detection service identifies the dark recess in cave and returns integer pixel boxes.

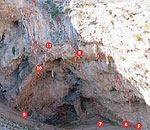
[44,104,78,127]
[14,20,19,26]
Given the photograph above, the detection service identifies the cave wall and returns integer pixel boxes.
[0,0,150,129]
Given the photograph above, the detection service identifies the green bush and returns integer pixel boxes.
[46,0,51,5]
[51,7,59,18]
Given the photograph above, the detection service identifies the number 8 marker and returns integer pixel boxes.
[76,50,83,57]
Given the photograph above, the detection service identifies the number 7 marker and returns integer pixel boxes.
[97,120,104,128]
[21,111,28,118]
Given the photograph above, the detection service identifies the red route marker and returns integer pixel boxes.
[97,120,104,128]
[116,76,138,121]
[122,121,130,128]
[135,122,142,129]
[96,52,100,60]
[60,17,102,122]
[57,17,61,24]
[76,50,83,57]
[74,55,77,62]
[46,42,52,49]
[32,0,36,6]
[99,61,127,121]
[21,111,28,118]
[36,64,42,72]
[32,41,37,47]
[116,77,120,83]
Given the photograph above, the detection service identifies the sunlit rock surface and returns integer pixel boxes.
[70,0,150,105]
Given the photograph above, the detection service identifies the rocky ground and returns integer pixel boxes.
[0,116,33,130]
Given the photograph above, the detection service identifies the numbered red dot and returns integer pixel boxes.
[36,64,42,72]
[76,50,83,57]
[21,111,28,118]
[46,42,52,49]
[122,121,130,128]
[135,122,142,129]
[97,120,104,128]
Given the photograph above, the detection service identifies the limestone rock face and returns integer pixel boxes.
[70,0,150,105]
[0,0,150,129]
